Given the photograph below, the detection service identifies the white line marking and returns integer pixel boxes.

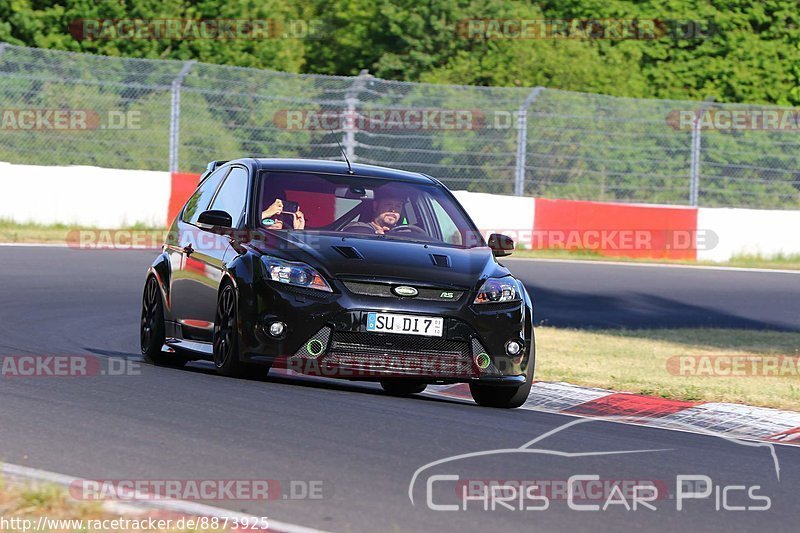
[1,463,328,533]
[0,242,160,250]
[504,256,800,274]
[0,242,69,248]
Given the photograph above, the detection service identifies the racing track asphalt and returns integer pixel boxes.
[0,246,798,532]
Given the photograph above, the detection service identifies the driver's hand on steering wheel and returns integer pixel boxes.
[369,221,392,234]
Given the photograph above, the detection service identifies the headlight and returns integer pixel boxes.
[262,256,332,292]
[474,277,520,304]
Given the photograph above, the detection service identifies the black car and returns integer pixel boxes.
[140,158,535,408]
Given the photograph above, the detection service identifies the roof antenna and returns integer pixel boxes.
[333,131,355,174]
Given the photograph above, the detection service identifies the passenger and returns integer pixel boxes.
[261,198,305,230]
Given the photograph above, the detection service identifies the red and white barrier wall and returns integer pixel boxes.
[457,193,800,262]
[1,162,798,262]
[696,207,800,262]
[0,162,171,228]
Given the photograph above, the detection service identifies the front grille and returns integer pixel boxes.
[293,326,332,358]
[342,281,464,302]
[275,283,332,300]
[331,331,468,357]
[323,352,474,377]
[325,331,475,377]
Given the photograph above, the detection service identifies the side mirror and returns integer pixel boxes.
[488,233,514,257]
[197,210,233,230]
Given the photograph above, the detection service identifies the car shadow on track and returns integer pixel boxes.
[83,346,474,406]
[173,359,476,407]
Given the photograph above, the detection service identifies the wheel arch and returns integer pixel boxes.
[519,282,536,377]
[146,251,172,312]
[219,251,260,353]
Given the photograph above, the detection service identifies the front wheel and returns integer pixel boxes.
[140,276,186,368]
[469,379,532,408]
[213,283,265,379]
[470,347,535,408]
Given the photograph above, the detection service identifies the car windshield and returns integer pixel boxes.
[257,171,483,248]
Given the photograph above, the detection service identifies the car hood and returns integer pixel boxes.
[248,231,508,289]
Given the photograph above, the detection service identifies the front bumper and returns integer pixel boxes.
[239,279,534,384]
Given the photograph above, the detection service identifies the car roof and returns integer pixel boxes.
[230,158,438,185]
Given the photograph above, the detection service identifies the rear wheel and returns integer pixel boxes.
[380,380,427,395]
[140,276,186,368]
[213,283,265,379]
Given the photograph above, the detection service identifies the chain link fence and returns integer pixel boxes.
[1,43,798,208]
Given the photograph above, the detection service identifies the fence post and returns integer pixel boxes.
[168,60,196,173]
[515,87,544,196]
[0,42,8,58]
[690,96,715,206]
[343,69,371,163]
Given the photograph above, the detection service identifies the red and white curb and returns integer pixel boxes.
[0,463,327,533]
[427,381,800,446]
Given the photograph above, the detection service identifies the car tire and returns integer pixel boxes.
[469,345,535,408]
[380,380,427,395]
[140,276,187,368]
[469,379,532,409]
[213,282,265,379]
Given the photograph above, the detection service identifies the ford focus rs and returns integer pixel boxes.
[140,158,535,408]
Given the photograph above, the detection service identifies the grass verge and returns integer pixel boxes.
[0,478,226,532]
[0,219,165,244]
[536,327,800,411]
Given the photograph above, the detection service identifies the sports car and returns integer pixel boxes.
[140,158,535,407]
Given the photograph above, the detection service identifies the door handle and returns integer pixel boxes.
[183,244,194,255]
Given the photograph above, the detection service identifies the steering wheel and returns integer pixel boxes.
[389,224,428,237]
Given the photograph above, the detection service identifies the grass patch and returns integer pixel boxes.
[536,327,800,410]
[0,219,166,244]
[0,478,227,532]
[511,248,800,270]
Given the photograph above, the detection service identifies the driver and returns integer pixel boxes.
[344,190,404,234]
[369,196,404,234]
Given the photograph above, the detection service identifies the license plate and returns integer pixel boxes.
[366,312,444,337]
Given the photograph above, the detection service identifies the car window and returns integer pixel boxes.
[182,167,229,225]
[403,200,419,226]
[258,171,479,247]
[209,167,249,226]
[429,197,463,245]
